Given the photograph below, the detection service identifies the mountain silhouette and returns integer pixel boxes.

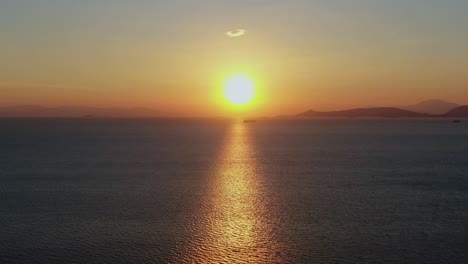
[297,107,430,118]
[0,105,162,117]
[443,105,468,117]
[402,99,459,115]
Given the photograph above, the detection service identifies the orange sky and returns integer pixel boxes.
[1,1,468,116]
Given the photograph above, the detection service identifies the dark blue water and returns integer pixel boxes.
[1,118,468,263]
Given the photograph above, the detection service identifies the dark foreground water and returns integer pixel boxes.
[1,118,468,264]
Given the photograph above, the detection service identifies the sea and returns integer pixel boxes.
[1,118,467,264]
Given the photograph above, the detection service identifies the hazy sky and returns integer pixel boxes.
[1,0,468,116]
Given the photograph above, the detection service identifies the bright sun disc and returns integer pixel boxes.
[224,75,255,105]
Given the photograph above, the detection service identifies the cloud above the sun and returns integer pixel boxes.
[226,29,247,37]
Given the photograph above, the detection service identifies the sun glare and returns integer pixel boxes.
[224,75,255,106]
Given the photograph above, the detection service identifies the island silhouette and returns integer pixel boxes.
[297,104,468,118]
[0,105,162,118]
[444,105,468,117]
[297,107,430,118]
[401,99,460,115]
[0,100,467,118]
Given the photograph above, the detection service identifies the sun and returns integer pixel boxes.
[224,74,255,106]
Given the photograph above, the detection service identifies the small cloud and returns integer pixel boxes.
[226,29,247,37]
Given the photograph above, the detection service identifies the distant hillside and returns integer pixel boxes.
[402,99,459,115]
[0,105,162,117]
[443,106,468,117]
[297,107,431,118]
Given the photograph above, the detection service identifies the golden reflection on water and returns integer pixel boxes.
[211,123,257,252]
[177,122,282,263]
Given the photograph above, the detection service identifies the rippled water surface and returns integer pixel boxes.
[1,118,468,263]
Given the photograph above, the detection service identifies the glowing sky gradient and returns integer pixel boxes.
[1,0,468,116]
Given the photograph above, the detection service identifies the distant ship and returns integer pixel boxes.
[243,119,257,123]
[453,120,461,123]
